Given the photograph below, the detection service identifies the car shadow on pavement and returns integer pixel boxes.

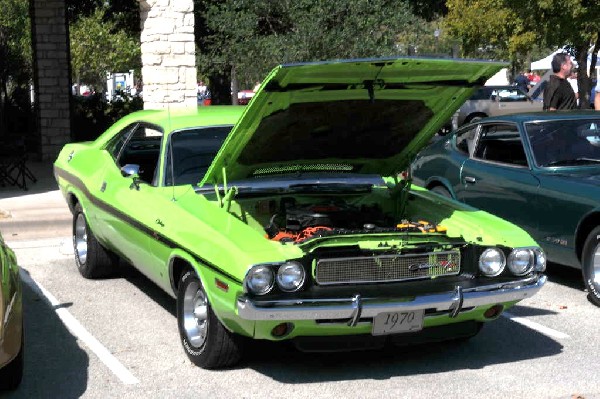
[507,304,559,317]
[117,261,177,317]
[544,262,585,291]
[245,316,563,383]
[8,269,89,399]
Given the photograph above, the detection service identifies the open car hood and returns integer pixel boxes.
[202,57,504,185]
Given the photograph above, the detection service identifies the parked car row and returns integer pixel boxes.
[412,111,600,306]
[54,57,547,370]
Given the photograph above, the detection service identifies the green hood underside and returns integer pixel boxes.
[203,57,505,185]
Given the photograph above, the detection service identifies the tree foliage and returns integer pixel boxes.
[195,0,427,103]
[66,0,140,36]
[69,7,141,91]
[0,0,32,135]
[405,0,447,21]
[445,0,600,106]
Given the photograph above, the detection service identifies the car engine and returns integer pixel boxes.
[264,197,445,244]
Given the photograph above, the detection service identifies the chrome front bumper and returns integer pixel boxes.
[236,275,546,323]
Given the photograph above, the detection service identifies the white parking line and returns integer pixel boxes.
[503,312,570,340]
[19,269,140,385]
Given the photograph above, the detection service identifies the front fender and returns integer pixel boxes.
[421,176,457,199]
[168,249,254,337]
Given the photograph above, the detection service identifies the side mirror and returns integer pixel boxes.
[121,164,141,190]
[121,164,140,178]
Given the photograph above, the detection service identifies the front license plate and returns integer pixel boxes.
[371,310,424,336]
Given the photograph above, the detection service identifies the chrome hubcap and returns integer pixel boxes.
[183,280,209,347]
[591,244,600,286]
[74,213,88,265]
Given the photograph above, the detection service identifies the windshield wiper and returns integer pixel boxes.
[544,158,600,167]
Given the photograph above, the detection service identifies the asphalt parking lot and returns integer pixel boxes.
[1,165,600,399]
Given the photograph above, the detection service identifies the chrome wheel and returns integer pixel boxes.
[74,213,88,265]
[591,243,600,286]
[582,227,600,307]
[182,280,209,348]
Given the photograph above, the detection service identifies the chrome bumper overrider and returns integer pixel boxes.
[236,275,546,323]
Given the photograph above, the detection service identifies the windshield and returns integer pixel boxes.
[165,125,232,186]
[525,118,600,167]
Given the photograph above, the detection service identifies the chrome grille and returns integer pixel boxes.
[315,250,461,285]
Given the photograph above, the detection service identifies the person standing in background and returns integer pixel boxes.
[543,53,577,110]
[514,71,530,92]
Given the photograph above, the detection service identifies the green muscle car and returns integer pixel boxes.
[54,57,546,369]
[0,231,23,390]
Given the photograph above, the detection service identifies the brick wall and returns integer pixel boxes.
[139,0,197,110]
[30,0,71,161]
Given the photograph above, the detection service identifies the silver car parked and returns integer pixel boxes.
[452,85,543,128]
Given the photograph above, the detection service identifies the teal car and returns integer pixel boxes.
[54,57,546,369]
[0,231,23,390]
[412,111,600,307]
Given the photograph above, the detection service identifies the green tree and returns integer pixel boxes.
[195,0,426,104]
[69,7,141,93]
[445,0,600,107]
[0,0,31,136]
[66,0,140,36]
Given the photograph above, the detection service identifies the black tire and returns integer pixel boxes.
[581,226,600,307]
[177,270,243,369]
[0,330,23,391]
[72,203,118,279]
[431,185,452,199]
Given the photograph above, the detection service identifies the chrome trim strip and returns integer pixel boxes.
[236,275,546,321]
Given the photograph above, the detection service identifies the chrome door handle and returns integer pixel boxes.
[464,176,476,184]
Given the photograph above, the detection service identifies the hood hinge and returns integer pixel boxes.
[389,172,412,221]
[215,166,237,210]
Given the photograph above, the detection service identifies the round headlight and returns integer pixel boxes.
[508,249,534,275]
[534,248,546,272]
[479,248,506,276]
[276,262,306,292]
[245,265,274,295]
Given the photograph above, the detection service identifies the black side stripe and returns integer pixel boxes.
[54,166,242,284]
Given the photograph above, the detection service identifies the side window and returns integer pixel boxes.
[474,123,528,167]
[495,88,528,102]
[455,126,478,155]
[106,123,138,160]
[118,124,164,185]
[469,88,491,100]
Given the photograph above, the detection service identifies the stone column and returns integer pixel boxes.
[139,0,197,110]
[30,0,71,161]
